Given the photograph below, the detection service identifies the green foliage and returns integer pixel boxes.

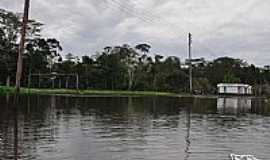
[193,78,213,94]
[2,8,270,96]
[0,86,14,94]
[135,43,151,53]
[223,72,240,83]
[0,8,60,86]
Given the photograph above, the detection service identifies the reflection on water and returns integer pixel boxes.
[217,98,252,114]
[0,95,270,160]
[184,106,191,160]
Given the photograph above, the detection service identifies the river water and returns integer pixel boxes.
[0,95,270,160]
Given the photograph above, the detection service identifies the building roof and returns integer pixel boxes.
[217,83,252,87]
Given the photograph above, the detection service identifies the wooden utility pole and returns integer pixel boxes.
[188,33,193,94]
[15,0,30,92]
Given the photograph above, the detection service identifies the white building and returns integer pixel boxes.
[217,83,252,95]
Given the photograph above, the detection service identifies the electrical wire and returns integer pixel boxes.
[104,0,229,58]
[104,0,187,41]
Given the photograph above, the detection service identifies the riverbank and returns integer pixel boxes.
[0,86,180,97]
[1,86,265,99]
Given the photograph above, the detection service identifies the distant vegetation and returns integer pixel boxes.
[0,86,178,97]
[1,8,270,95]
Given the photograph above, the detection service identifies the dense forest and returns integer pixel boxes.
[1,8,270,95]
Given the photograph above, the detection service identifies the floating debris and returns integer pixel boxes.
[230,154,260,160]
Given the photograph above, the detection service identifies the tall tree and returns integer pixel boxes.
[0,9,21,86]
[120,44,139,90]
[25,38,62,74]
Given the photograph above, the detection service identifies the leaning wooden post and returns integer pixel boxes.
[15,0,30,92]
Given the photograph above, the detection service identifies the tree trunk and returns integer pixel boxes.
[38,72,41,88]
[153,74,157,91]
[6,75,10,87]
[52,79,55,89]
[76,74,79,90]
[58,79,61,88]
[128,69,133,90]
[65,78,69,89]
[27,70,31,89]
[86,78,89,89]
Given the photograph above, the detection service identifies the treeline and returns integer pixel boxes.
[1,8,270,95]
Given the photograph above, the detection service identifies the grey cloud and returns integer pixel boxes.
[0,0,270,66]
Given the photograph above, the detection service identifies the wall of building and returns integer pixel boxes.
[218,85,252,95]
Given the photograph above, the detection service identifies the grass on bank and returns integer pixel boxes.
[0,86,15,94]
[0,86,179,97]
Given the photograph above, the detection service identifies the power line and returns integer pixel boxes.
[125,0,211,33]
[106,0,188,39]
[104,0,224,58]
[105,0,216,60]
[103,0,206,60]
[100,0,190,57]
[102,0,264,60]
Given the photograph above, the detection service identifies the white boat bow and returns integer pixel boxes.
[230,154,260,160]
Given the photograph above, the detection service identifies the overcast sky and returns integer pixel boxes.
[1,0,270,66]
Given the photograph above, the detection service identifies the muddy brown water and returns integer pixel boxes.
[0,95,270,160]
